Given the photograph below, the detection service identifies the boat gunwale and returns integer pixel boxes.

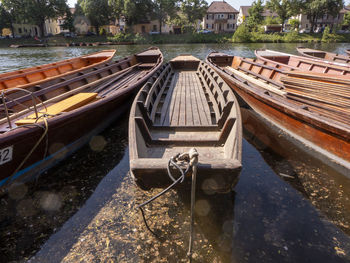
[0,49,116,90]
[206,52,350,141]
[0,47,163,141]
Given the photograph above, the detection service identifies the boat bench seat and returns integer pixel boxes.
[15,93,98,126]
[135,116,235,146]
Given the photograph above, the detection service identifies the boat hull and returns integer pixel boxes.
[0,89,132,189]
[217,71,350,176]
[0,49,163,190]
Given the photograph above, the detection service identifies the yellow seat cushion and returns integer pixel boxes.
[15,93,98,126]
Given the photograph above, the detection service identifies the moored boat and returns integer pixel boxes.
[0,47,163,190]
[129,55,242,192]
[297,47,350,64]
[255,49,350,74]
[207,51,350,176]
[346,49,350,56]
[0,50,116,91]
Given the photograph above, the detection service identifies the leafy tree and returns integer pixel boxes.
[61,7,75,32]
[264,16,281,25]
[152,0,181,34]
[302,0,343,33]
[74,1,84,17]
[288,18,300,29]
[181,0,208,24]
[109,0,154,27]
[246,0,264,31]
[80,0,113,34]
[342,12,350,26]
[1,0,23,36]
[266,0,301,29]
[17,0,68,36]
[0,4,12,35]
[232,24,251,42]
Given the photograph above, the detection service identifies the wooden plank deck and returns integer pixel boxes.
[160,71,211,126]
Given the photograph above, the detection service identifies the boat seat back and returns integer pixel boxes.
[15,93,98,126]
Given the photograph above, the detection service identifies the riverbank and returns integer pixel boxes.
[1,32,350,48]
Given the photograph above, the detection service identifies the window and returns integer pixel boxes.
[212,24,214,29]
[227,23,229,29]
[207,14,209,19]
[153,25,157,31]
[306,24,308,28]
[206,24,209,29]
[229,14,233,19]
[18,28,22,33]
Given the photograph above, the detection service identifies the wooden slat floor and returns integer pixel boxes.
[161,71,211,126]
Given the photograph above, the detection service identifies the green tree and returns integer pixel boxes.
[1,0,23,36]
[80,0,113,34]
[302,0,343,33]
[181,0,208,24]
[247,0,264,31]
[266,0,301,29]
[152,0,180,34]
[0,4,12,35]
[109,0,154,27]
[17,0,68,36]
[288,18,300,29]
[62,7,75,32]
[342,12,350,26]
[74,1,84,17]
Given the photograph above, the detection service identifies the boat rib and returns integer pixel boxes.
[129,55,242,192]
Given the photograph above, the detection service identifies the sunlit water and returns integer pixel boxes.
[0,43,350,262]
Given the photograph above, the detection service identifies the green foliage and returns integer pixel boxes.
[283,30,299,41]
[264,16,281,25]
[302,0,343,33]
[80,0,112,34]
[13,0,67,36]
[343,12,350,26]
[321,26,341,42]
[288,18,300,29]
[181,0,208,24]
[0,4,12,33]
[99,27,107,35]
[153,0,181,33]
[266,0,301,27]
[247,0,264,31]
[62,8,75,32]
[232,24,252,43]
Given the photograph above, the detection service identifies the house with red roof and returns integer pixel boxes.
[202,1,239,33]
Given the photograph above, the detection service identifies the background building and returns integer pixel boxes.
[202,1,238,33]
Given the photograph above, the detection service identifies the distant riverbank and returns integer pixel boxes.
[1,32,350,48]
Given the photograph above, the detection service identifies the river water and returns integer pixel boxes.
[1,43,350,262]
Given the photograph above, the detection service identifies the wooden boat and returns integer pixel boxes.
[207,52,350,176]
[0,50,116,91]
[0,47,163,190]
[129,55,242,192]
[255,49,350,75]
[346,49,350,56]
[297,47,350,64]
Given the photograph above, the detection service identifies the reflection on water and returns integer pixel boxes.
[242,108,350,235]
[0,43,350,262]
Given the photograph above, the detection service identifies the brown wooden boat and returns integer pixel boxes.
[129,55,242,192]
[255,49,350,75]
[0,47,163,190]
[346,49,350,56]
[0,50,116,91]
[297,47,350,65]
[207,51,350,176]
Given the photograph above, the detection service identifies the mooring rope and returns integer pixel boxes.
[4,117,49,187]
[137,148,199,261]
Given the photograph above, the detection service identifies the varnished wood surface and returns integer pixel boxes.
[129,56,242,191]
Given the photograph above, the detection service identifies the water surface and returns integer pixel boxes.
[0,43,350,262]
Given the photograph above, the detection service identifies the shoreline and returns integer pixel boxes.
[1,32,350,48]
